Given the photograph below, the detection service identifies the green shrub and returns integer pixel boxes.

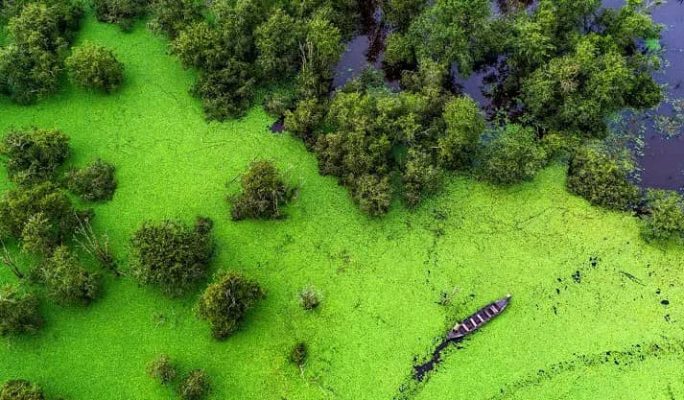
[642,190,684,241]
[177,369,210,400]
[191,63,256,121]
[263,91,296,118]
[0,182,81,253]
[66,43,124,92]
[0,285,43,336]
[148,0,203,39]
[131,218,214,297]
[0,379,45,400]
[352,174,392,217]
[231,161,295,221]
[290,342,308,367]
[0,45,61,105]
[438,96,486,170]
[477,124,548,185]
[283,98,325,144]
[402,149,442,208]
[299,286,320,311]
[93,0,147,31]
[147,354,178,385]
[40,246,100,305]
[567,144,640,211]
[66,159,117,201]
[197,272,264,340]
[0,128,70,186]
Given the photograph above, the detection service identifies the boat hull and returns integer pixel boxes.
[447,295,511,341]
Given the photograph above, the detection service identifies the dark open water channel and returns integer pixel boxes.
[332,0,684,190]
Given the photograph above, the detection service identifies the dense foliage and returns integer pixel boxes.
[197,271,264,340]
[66,43,124,92]
[131,218,214,296]
[0,0,83,104]
[0,285,43,336]
[177,369,210,400]
[147,354,178,385]
[0,380,45,400]
[642,190,684,241]
[0,182,81,255]
[230,161,295,220]
[0,128,70,186]
[93,0,147,31]
[566,144,640,211]
[39,246,100,305]
[66,159,117,201]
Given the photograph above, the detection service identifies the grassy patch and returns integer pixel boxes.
[1,16,683,400]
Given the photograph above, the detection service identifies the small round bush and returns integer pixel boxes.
[0,285,43,336]
[0,128,70,186]
[299,286,320,311]
[177,369,210,400]
[131,218,214,297]
[0,379,45,400]
[147,354,178,385]
[477,124,548,185]
[197,272,264,340]
[567,144,640,211]
[290,342,308,367]
[66,159,117,202]
[40,246,101,305]
[642,189,684,241]
[230,161,295,221]
[66,43,124,92]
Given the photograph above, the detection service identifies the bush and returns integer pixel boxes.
[402,149,442,208]
[0,285,43,336]
[290,342,308,367]
[7,1,83,54]
[147,354,178,385]
[0,128,70,185]
[0,379,45,400]
[477,124,548,185]
[191,62,256,121]
[131,218,214,297]
[177,369,210,400]
[197,272,264,340]
[567,144,640,211]
[40,246,100,305]
[0,45,61,105]
[299,286,320,310]
[438,96,486,170]
[283,98,325,144]
[66,43,124,92]
[230,161,295,221]
[263,91,296,118]
[351,174,392,217]
[66,159,117,201]
[93,0,147,31]
[0,182,81,253]
[642,190,684,241]
[148,0,203,39]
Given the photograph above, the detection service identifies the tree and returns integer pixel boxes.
[437,96,486,170]
[40,246,100,305]
[566,144,640,211]
[384,0,426,32]
[177,369,210,400]
[477,124,548,185]
[0,182,81,253]
[0,44,61,105]
[148,0,203,39]
[0,379,45,400]
[66,159,117,202]
[642,190,684,241]
[147,354,178,385]
[131,218,214,296]
[297,14,344,98]
[283,98,325,144]
[7,1,82,54]
[197,271,264,340]
[402,149,442,208]
[93,0,148,31]
[0,128,69,186]
[352,174,392,217]
[0,285,43,336]
[230,161,295,221]
[190,60,256,120]
[66,43,124,93]
[255,9,302,80]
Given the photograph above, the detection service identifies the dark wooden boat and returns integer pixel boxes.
[447,294,511,341]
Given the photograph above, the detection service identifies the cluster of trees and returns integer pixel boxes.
[145,0,355,120]
[0,0,83,104]
[147,355,211,400]
[230,161,296,220]
[0,128,118,336]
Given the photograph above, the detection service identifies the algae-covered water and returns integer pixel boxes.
[0,13,683,400]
